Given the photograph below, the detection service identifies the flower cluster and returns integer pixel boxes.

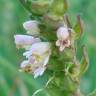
[14,20,71,78]
[15,1,89,96]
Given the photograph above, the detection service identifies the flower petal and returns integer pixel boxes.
[20,60,29,68]
[43,55,50,66]
[29,56,35,64]
[60,45,65,52]
[23,20,38,30]
[30,42,51,55]
[23,51,32,58]
[14,35,33,44]
[34,67,46,78]
[23,20,40,35]
[14,35,41,49]
[65,40,71,47]
[56,40,60,46]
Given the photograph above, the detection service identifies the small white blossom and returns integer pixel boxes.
[23,20,40,35]
[14,35,41,50]
[20,42,51,78]
[56,27,71,51]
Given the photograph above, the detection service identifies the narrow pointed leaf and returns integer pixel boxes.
[74,15,83,39]
[64,14,72,28]
[80,46,89,75]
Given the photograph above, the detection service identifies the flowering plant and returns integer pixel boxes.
[14,0,89,96]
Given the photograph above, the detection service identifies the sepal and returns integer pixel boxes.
[80,46,89,76]
[74,15,83,39]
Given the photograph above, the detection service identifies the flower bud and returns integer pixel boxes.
[23,20,40,35]
[57,27,69,40]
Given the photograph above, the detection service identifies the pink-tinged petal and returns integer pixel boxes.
[59,45,65,52]
[23,42,51,59]
[39,67,46,76]
[65,40,71,47]
[20,60,29,68]
[57,27,69,40]
[34,67,46,78]
[23,20,40,35]
[14,35,41,49]
[30,42,51,55]
[43,55,50,66]
[29,56,35,64]
[34,68,41,78]
[14,35,33,45]
[23,51,32,58]
[23,20,38,30]
[56,40,61,46]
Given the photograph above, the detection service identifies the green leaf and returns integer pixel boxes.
[64,14,72,28]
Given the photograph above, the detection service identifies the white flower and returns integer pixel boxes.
[20,42,51,78]
[23,20,40,35]
[14,35,41,50]
[56,27,71,51]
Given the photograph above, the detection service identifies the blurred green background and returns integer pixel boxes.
[0,0,96,96]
